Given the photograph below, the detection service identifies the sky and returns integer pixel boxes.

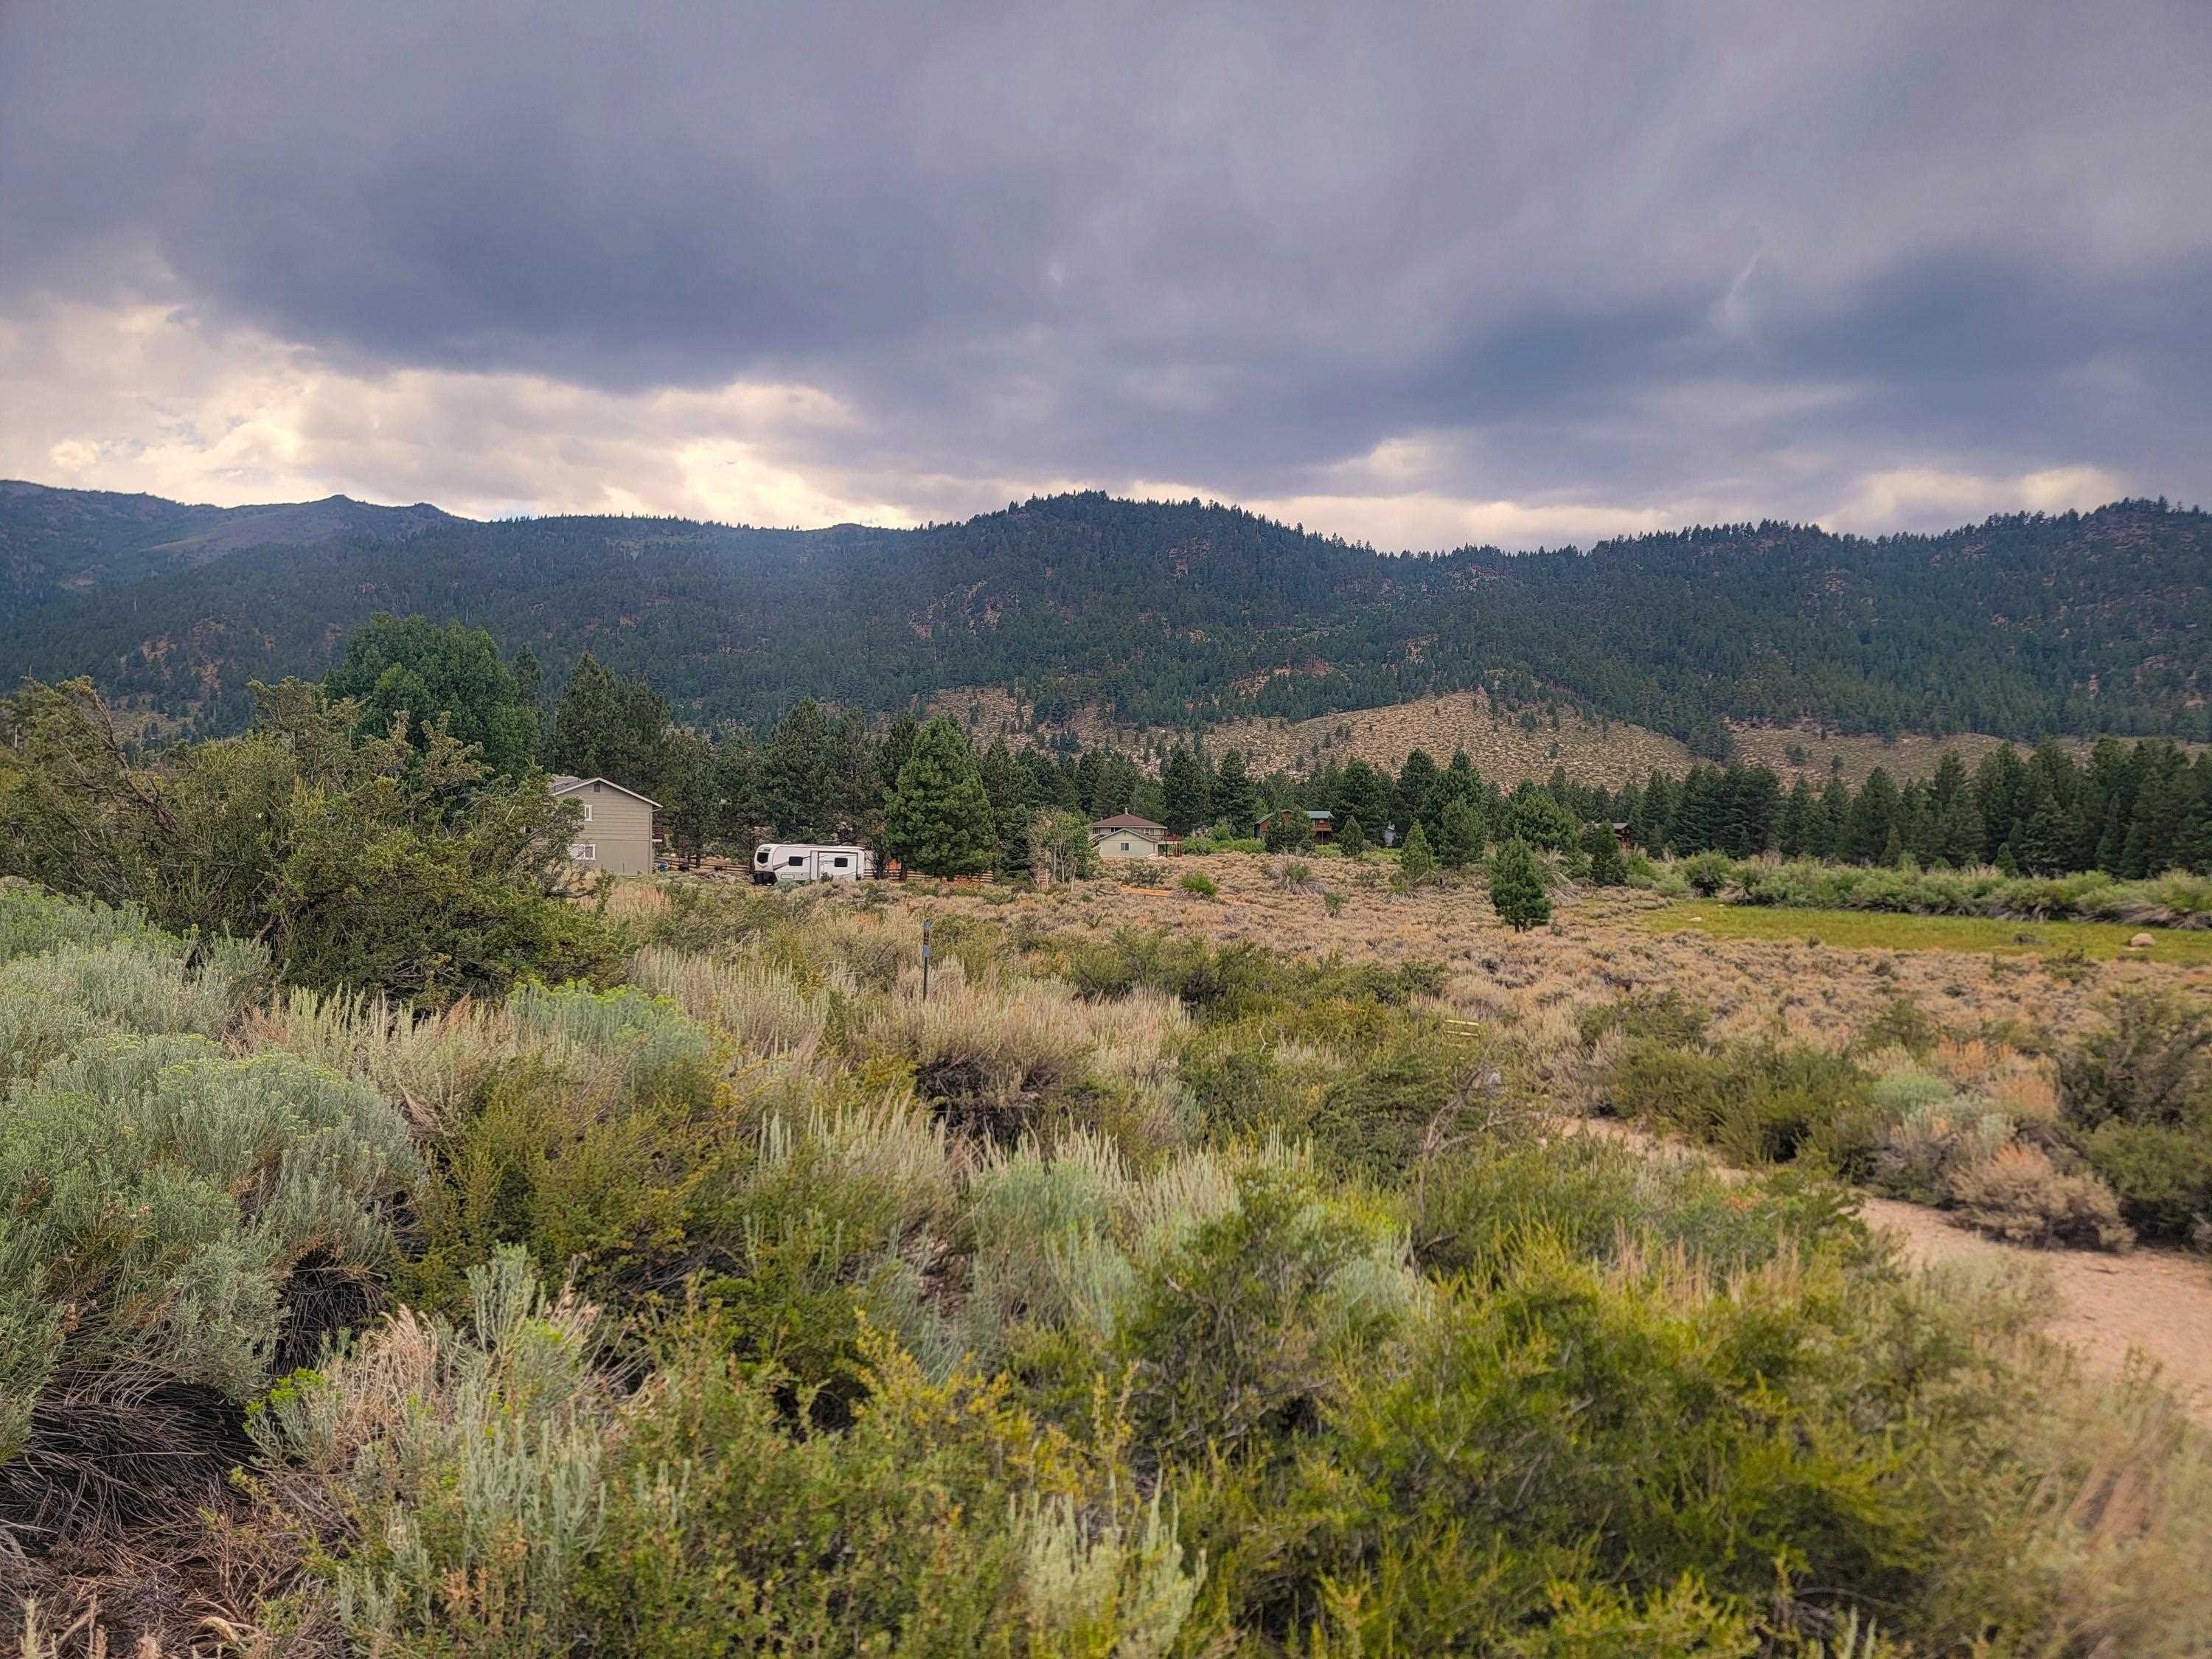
[1,0,2207,549]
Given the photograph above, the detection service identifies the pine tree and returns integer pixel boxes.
[877,712,920,796]
[1399,820,1434,885]
[1395,749,1439,836]
[1161,743,1212,834]
[1776,779,1815,858]
[1489,838,1550,931]
[1334,761,1394,835]
[1582,821,1627,886]
[1337,815,1368,858]
[1433,798,1484,869]
[1848,768,1900,864]
[1211,748,1256,832]
[1812,777,1850,860]
[546,651,671,790]
[759,698,839,838]
[883,717,998,876]
[2011,775,2073,875]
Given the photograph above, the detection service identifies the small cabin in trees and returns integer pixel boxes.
[1090,813,1172,858]
[549,775,660,875]
[1255,808,1335,844]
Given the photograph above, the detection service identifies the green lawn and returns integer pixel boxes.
[1641,901,2212,964]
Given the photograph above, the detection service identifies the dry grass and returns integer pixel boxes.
[883,855,2212,1063]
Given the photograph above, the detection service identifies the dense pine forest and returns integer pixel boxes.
[1,482,2205,747]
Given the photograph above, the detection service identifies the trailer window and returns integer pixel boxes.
[787,855,805,866]
[832,856,849,868]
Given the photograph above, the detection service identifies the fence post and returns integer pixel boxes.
[920,917,932,1000]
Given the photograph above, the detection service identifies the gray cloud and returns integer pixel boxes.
[3,0,2207,544]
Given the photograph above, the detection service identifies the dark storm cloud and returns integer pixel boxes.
[3,0,2208,538]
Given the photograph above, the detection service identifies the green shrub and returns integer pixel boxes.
[579,1323,1201,1656]
[2081,1119,2212,1244]
[1179,872,1219,899]
[1120,1171,1412,1461]
[1607,1039,1874,1167]
[0,885,172,963]
[1574,987,1710,1051]
[1680,850,1734,897]
[2058,991,2211,1132]
[1197,1239,2062,1654]
[249,1248,613,1654]
[1946,1144,2132,1251]
[0,678,619,1006]
[1,1034,418,1533]
[1409,1134,1868,1283]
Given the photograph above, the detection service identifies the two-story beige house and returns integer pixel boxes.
[549,775,660,875]
[1089,813,1173,858]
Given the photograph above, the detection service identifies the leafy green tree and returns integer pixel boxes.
[1847,768,1901,863]
[979,737,1039,875]
[883,717,998,877]
[1489,837,1551,931]
[1337,815,1368,858]
[1030,808,1098,884]
[0,677,613,1005]
[1582,821,1627,886]
[324,614,540,777]
[1399,820,1435,886]
[2011,773,2073,874]
[1433,798,1484,869]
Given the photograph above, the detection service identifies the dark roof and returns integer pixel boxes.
[1091,813,1166,832]
[549,774,662,810]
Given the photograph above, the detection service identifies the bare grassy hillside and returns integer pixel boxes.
[922,684,2202,790]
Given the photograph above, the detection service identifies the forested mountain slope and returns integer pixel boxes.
[0,484,2203,745]
[0,479,456,611]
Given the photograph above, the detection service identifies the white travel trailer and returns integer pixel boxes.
[753,843,876,884]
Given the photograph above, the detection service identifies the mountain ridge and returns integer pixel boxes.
[0,481,2204,749]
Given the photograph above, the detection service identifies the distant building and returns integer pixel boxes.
[1091,813,1172,858]
[549,775,660,875]
[1254,808,1335,844]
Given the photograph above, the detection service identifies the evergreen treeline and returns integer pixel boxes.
[4,487,2206,748]
[282,621,2212,880]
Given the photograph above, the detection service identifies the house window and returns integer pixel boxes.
[1120,841,1131,852]
[570,843,596,861]
[577,803,593,823]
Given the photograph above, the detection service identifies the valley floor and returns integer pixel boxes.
[838,851,2212,1420]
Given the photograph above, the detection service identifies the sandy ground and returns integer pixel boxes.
[1558,1116,2212,1425]
[1856,1193,2212,1426]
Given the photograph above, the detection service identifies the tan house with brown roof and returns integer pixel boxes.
[1090,813,1173,859]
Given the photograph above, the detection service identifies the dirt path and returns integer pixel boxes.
[1559,1117,2212,1424]
[1854,1194,2212,1426]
